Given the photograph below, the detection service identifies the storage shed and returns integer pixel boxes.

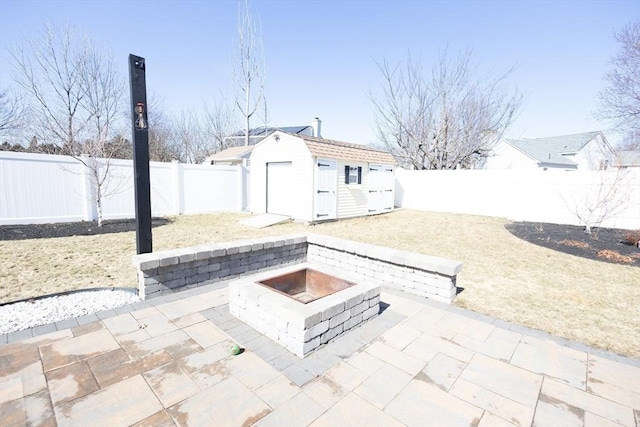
[249,131,396,222]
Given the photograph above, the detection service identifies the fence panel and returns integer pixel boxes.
[0,152,245,225]
[395,168,640,230]
[181,164,239,214]
[0,152,87,224]
[98,158,135,220]
[4,151,637,230]
[149,162,175,217]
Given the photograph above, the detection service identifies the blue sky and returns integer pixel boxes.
[0,0,638,147]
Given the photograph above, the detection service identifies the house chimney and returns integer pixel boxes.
[312,117,322,138]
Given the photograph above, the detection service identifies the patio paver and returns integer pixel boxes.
[384,379,484,427]
[510,335,588,389]
[1,284,638,427]
[167,377,271,427]
[353,363,413,409]
[54,375,163,427]
[310,392,403,427]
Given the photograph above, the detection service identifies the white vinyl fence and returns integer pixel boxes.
[0,151,250,225]
[395,168,640,230]
[2,151,639,230]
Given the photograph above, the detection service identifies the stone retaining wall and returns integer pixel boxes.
[132,235,308,299]
[305,234,461,304]
[132,233,462,303]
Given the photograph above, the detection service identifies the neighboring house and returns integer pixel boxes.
[202,118,322,165]
[484,131,615,171]
[224,120,318,146]
[614,151,640,169]
[250,130,396,222]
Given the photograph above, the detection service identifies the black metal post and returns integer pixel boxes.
[129,54,152,254]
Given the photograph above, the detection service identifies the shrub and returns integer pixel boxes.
[624,229,640,247]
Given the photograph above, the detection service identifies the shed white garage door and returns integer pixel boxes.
[368,164,394,214]
[266,162,293,216]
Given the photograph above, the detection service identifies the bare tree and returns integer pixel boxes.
[172,109,216,164]
[233,0,265,146]
[145,95,180,162]
[0,88,26,137]
[598,21,640,141]
[370,49,522,169]
[10,23,127,226]
[203,99,238,153]
[77,47,127,226]
[261,94,269,136]
[618,132,640,150]
[11,23,90,154]
[101,135,132,160]
[565,169,631,234]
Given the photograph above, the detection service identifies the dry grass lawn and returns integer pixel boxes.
[1,210,638,357]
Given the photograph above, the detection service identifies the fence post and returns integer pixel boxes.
[237,164,244,211]
[172,160,184,215]
[80,155,97,222]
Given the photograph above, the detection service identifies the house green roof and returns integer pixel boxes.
[505,131,603,166]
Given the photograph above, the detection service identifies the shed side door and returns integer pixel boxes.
[266,162,293,216]
[368,164,394,214]
[314,159,337,220]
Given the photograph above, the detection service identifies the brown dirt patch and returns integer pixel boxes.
[559,240,590,249]
[597,250,634,263]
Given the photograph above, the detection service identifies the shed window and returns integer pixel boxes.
[345,166,362,184]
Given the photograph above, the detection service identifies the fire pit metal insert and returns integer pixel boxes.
[258,268,355,304]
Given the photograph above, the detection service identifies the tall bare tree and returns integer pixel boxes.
[0,88,26,138]
[145,95,180,162]
[370,49,522,169]
[11,23,90,154]
[598,21,640,143]
[77,46,127,226]
[233,0,265,146]
[618,135,640,151]
[203,99,238,153]
[10,23,126,226]
[172,109,217,164]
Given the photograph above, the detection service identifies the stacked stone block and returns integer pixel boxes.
[229,263,381,357]
[132,234,308,299]
[305,233,461,304]
[132,232,462,304]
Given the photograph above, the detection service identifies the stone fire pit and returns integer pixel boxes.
[229,263,380,357]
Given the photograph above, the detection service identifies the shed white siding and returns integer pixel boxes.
[250,133,315,221]
[336,160,369,219]
[249,131,396,222]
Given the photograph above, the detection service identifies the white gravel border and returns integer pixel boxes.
[0,289,141,335]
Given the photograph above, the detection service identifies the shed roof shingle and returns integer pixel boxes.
[297,134,396,164]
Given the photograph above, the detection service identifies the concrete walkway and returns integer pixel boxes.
[1,282,638,427]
